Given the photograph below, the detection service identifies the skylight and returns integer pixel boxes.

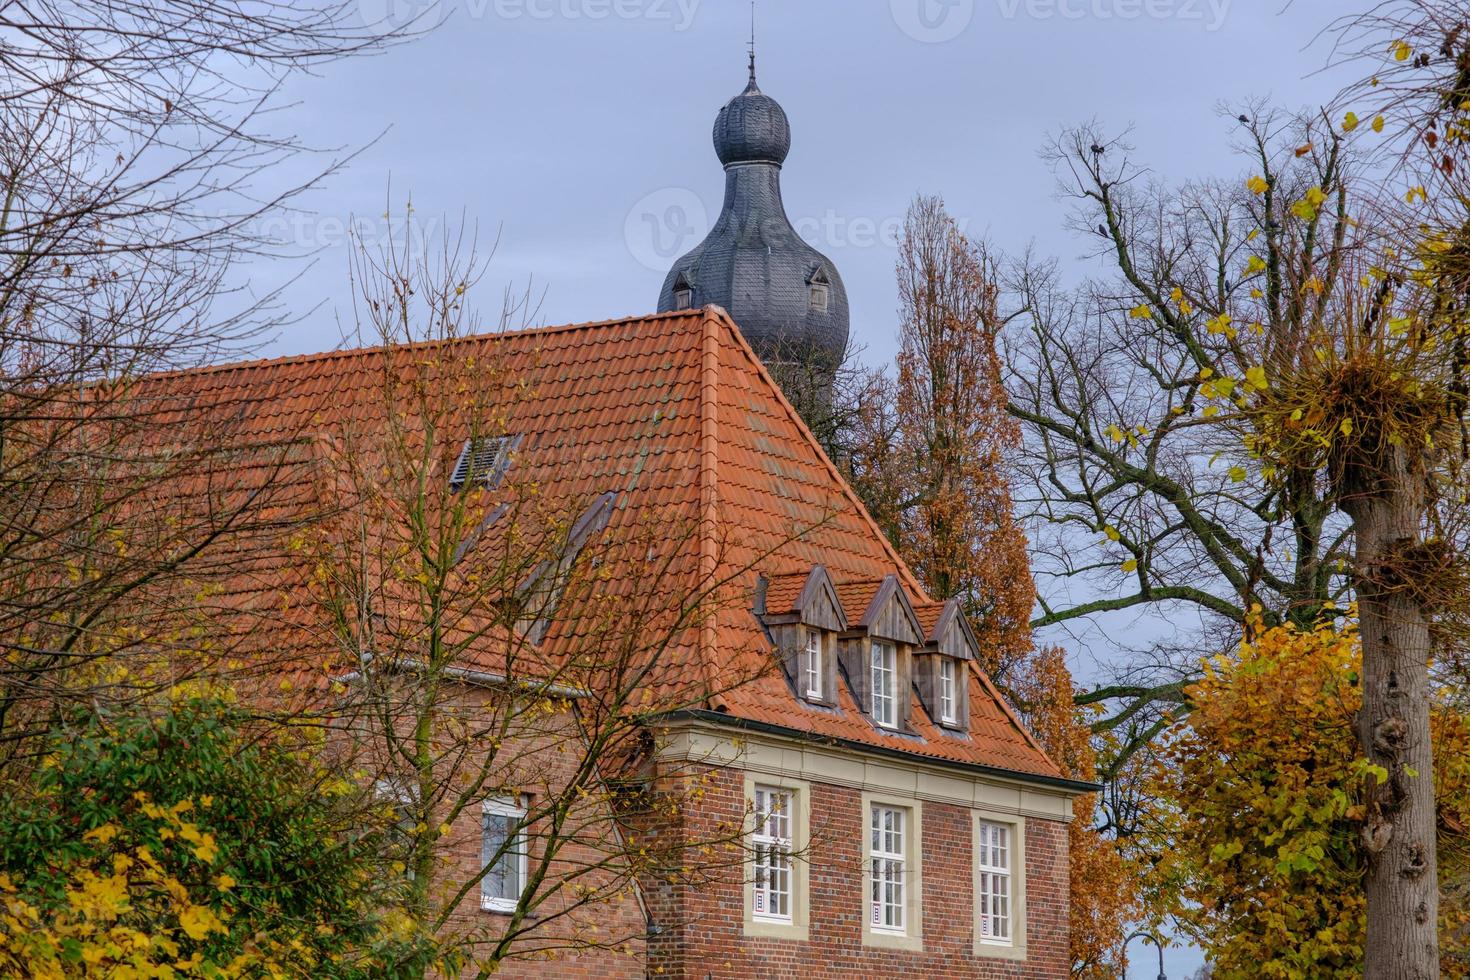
[449,435,512,492]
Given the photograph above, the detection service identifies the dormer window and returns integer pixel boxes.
[915,598,977,733]
[870,640,898,728]
[673,272,694,311]
[837,575,923,734]
[938,657,957,726]
[807,268,830,313]
[756,566,844,708]
[801,628,825,701]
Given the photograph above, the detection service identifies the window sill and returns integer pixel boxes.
[973,939,1028,961]
[744,912,808,942]
[862,925,923,952]
[480,899,519,915]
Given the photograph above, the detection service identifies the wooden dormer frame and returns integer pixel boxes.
[915,599,977,733]
[838,575,924,732]
[758,566,846,707]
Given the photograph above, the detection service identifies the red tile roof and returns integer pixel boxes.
[132,307,1063,784]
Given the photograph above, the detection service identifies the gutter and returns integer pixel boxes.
[661,708,1104,795]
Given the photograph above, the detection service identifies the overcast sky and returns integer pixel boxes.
[245,6,1355,970]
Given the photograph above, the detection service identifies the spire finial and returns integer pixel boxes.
[747,0,757,87]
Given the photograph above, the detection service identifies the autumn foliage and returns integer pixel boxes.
[1149,617,1470,978]
[0,698,419,978]
[1013,646,1139,978]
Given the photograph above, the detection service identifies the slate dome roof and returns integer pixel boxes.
[658,67,850,383]
[713,77,791,167]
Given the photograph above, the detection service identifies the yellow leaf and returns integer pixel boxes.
[178,904,223,941]
[1246,366,1268,390]
[1105,424,1126,443]
[1121,559,1139,573]
[1340,417,1354,437]
[1129,303,1153,320]
[83,824,120,846]
[1394,40,1411,61]
[1247,175,1269,195]
[214,873,235,891]
[1372,114,1386,133]
[1104,525,1121,542]
[1343,111,1359,132]
[1245,255,1267,275]
[1246,228,1260,241]
[1203,406,1221,418]
[1228,466,1247,482]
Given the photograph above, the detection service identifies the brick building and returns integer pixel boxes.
[150,304,1094,978]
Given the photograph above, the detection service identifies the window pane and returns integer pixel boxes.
[482,811,520,903]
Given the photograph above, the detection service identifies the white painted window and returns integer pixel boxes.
[869,804,907,933]
[752,786,794,922]
[481,796,528,913]
[871,640,897,728]
[801,629,824,701]
[938,657,957,725]
[977,821,1012,944]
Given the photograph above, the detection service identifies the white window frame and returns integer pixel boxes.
[751,785,794,923]
[743,775,810,940]
[870,640,897,728]
[972,811,1027,961]
[481,796,528,913]
[801,629,824,702]
[861,793,923,951]
[869,804,907,934]
[977,821,1012,945]
[938,657,957,726]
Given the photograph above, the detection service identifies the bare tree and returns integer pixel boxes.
[0,3,414,745]
[1001,111,1360,786]
[296,228,826,976]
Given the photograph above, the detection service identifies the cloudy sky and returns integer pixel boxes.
[234,1,1363,972]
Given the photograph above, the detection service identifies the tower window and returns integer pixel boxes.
[808,282,829,313]
[673,273,694,310]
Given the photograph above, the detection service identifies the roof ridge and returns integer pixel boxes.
[701,306,930,601]
[696,308,721,702]
[139,310,709,383]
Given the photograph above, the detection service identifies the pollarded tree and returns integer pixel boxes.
[1151,617,1470,977]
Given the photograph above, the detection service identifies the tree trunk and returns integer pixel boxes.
[1343,448,1439,980]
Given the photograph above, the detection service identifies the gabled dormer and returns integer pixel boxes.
[758,566,845,707]
[914,599,978,733]
[837,575,924,733]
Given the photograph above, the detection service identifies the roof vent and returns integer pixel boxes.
[449,435,512,492]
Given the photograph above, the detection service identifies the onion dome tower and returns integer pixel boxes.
[657,54,850,387]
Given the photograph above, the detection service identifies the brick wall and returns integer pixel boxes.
[646,764,1071,980]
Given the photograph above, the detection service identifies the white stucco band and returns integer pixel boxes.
[654,719,1082,823]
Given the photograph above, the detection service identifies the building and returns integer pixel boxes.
[148,305,1092,978]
